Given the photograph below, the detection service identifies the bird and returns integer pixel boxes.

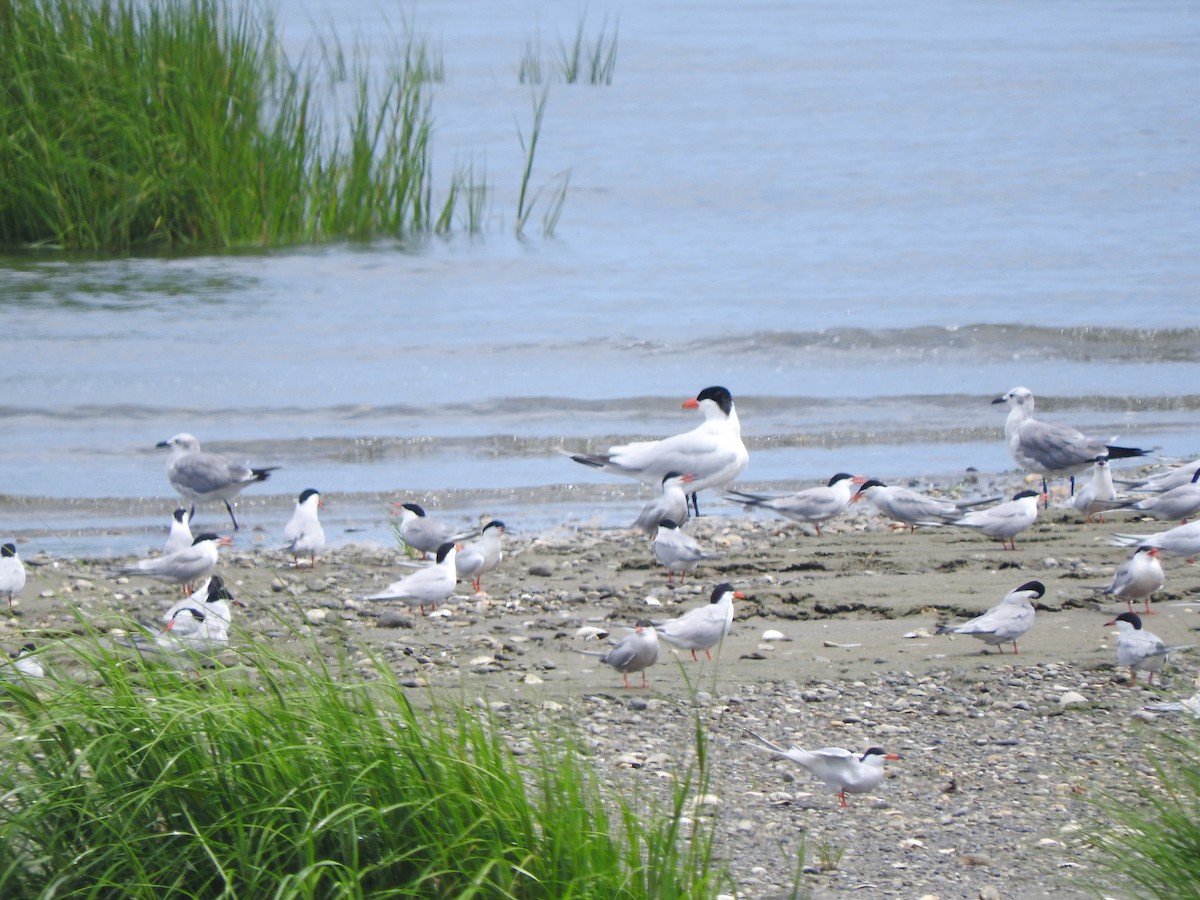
[1104,611,1191,686]
[164,574,243,629]
[2,643,44,680]
[1110,466,1200,523]
[163,506,195,556]
[634,472,695,535]
[991,387,1148,500]
[578,619,660,688]
[570,386,749,516]
[852,479,998,531]
[118,533,232,592]
[935,489,1042,550]
[156,433,277,530]
[935,580,1044,654]
[363,541,460,613]
[1112,519,1200,559]
[0,543,27,608]
[1072,458,1118,523]
[1100,546,1164,615]
[142,607,231,668]
[725,473,861,535]
[744,731,900,808]
[455,520,505,593]
[393,503,475,557]
[283,488,325,567]
[653,520,719,585]
[1116,458,1200,494]
[651,582,742,661]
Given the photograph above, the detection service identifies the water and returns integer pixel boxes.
[2,0,1198,557]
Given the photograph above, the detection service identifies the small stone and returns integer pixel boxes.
[529,564,554,577]
[304,608,327,625]
[761,629,789,641]
[1059,691,1087,706]
[376,611,414,629]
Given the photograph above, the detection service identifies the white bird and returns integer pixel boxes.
[393,503,474,557]
[1100,546,1164,615]
[283,488,325,567]
[578,619,660,688]
[992,387,1147,499]
[938,489,1042,550]
[149,607,230,666]
[2,643,44,679]
[1112,467,1200,523]
[1112,519,1200,558]
[744,731,900,808]
[163,506,195,556]
[571,386,749,516]
[653,520,719,585]
[935,580,1044,654]
[156,433,277,530]
[726,473,861,535]
[455,520,505,593]
[119,533,231,592]
[1117,458,1200,493]
[852,479,998,531]
[364,541,460,613]
[1072,458,1118,523]
[652,582,743,661]
[1104,611,1191,686]
[0,543,27,608]
[634,472,695,535]
[164,575,242,628]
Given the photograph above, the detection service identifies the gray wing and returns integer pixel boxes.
[171,452,251,494]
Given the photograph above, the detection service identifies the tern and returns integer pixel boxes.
[634,472,695,536]
[578,619,659,688]
[571,386,749,516]
[164,575,243,628]
[0,543,27,608]
[744,731,900,808]
[651,582,743,661]
[364,542,460,613]
[1117,458,1200,493]
[118,533,231,593]
[726,473,862,535]
[1111,467,1200,523]
[852,479,998,531]
[935,489,1042,550]
[1104,611,1191,686]
[935,580,1044,654]
[283,488,325,567]
[1112,519,1200,559]
[455,520,505,593]
[1100,546,1164,615]
[393,503,475,558]
[992,387,1147,499]
[3,643,44,680]
[157,433,277,530]
[653,520,719,585]
[163,506,195,556]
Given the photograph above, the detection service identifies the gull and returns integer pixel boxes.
[283,488,325,567]
[163,506,195,556]
[164,574,243,629]
[1111,467,1200,523]
[1112,519,1200,558]
[651,582,743,661]
[578,619,659,688]
[118,533,232,593]
[0,543,27,608]
[1117,458,1200,493]
[992,387,1148,499]
[571,386,749,516]
[1100,546,1164,615]
[852,479,998,531]
[653,520,719,585]
[455,520,505,593]
[934,489,1042,550]
[744,731,900,808]
[726,473,862,535]
[1072,458,1118,523]
[363,542,460,614]
[634,472,695,536]
[1104,611,1192,686]
[393,503,475,557]
[157,433,277,530]
[935,580,1044,654]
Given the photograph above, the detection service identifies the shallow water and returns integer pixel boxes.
[2,0,1198,557]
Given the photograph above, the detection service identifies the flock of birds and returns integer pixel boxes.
[2,385,1199,806]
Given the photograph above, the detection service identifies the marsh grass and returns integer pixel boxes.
[520,15,619,86]
[0,624,727,897]
[515,89,570,238]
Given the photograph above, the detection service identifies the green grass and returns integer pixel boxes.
[0,632,727,898]
[519,15,619,86]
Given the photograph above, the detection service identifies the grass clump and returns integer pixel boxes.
[519,14,619,85]
[0,635,725,897]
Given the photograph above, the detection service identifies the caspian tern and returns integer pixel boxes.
[991,387,1147,499]
[1072,458,1118,523]
[578,619,660,688]
[0,543,27,608]
[1112,519,1200,558]
[1104,611,1192,686]
[393,503,475,557]
[1100,546,1164,615]
[935,580,1044,654]
[163,506,195,556]
[283,488,325,567]
[455,520,505,593]
[634,472,695,536]
[744,730,900,808]
[651,582,743,661]
[935,489,1042,550]
[571,386,749,516]
[119,533,232,592]
[726,473,861,535]
[363,541,460,613]
[156,433,277,530]
[1111,467,1200,522]
[852,480,998,531]
[653,520,719,585]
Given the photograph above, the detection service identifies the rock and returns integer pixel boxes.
[1058,691,1087,706]
[376,611,414,629]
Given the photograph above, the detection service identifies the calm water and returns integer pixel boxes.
[2,0,1198,557]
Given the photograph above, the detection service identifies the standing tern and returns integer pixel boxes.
[934,489,1042,550]
[653,520,719,585]
[634,472,695,536]
[1072,458,1118,523]
[283,488,325,567]
[578,619,660,688]
[393,503,475,558]
[744,731,900,808]
[1112,519,1200,559]
[651,582,743,661]
[1100,547,1164,615]
[455,520,505,593]
[852,479,998,531]
[935,580,1044,654]
[363,541,460,613]
[118,533,231,593]
[163,506,195,556]
[157,433,277,530]
[0,543,27,608]
[726,473,862,535]
[1104,611,1191,686]
[992,387,1148,500]
[570,386,749,516]
[1111,467,1200,523]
